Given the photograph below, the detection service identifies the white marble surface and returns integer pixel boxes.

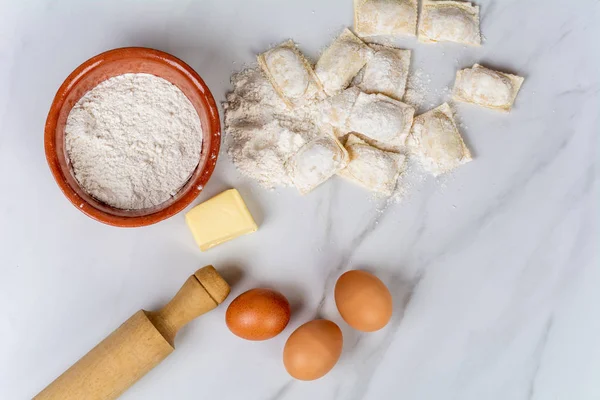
[1,1,599,399]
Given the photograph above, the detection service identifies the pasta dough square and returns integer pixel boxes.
[315,28,374,96]
[347,92,415,148]
[318,87,361,132]
[418,0,481,46]
[408,103,472,176]
[258,40,324,108]
[354,0,418,37]
[453,64,524,112]
[285,134,349,195]
[354,44,411,101]
[339,134,406,195]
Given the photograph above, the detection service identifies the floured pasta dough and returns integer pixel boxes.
[258,40,324,108]
[347,92,415,148]
[339,134,406,195]
[354,0,418,37]
[453,64,524,112]
[408,103,472,176]
[319,87,361,133]
[354,44,411,101]
[315,28,373,96]
[418,0,481,46]
[285,135,349,194]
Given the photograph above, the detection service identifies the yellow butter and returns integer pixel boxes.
[185,189,258,251]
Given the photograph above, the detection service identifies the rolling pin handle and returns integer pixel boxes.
[148,265,231,346]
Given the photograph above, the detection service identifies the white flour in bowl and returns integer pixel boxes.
[65,73,203,210]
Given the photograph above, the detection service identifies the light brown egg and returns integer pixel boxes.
[283,319,343,381]
[334,270,392,332]
[225,288,291,341]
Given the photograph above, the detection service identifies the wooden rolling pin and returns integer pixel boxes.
[35,266,230,400]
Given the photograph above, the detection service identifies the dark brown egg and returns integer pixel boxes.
[283,319,343,381]
[225,288,291,341]
[334,270,392,332]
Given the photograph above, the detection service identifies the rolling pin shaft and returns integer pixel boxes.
[35,266,230,400]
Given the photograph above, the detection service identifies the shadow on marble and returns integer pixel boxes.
[235,183,265,227]
[218,264,245,289]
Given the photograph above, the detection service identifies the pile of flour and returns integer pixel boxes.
[224,68,322,188]
[65,73,202,210]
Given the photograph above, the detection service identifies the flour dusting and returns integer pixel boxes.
[224,68,321,188]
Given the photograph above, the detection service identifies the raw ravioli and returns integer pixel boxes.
[453,64,524,112]
[285,135,349,195]
[258,40,324,108]
[354,0,418,37]
[354,44,411,101]
[339,134,406,195]
[315,28,373,96]
[347,92,415,148]
[319,87,361,132]
[418,0,481,46]
[408,103,472,176]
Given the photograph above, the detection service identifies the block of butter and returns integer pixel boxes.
[185,189,258,251]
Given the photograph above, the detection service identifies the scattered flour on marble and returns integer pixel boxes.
[388,156,429,204]
[403,68,428,112]
[224,68,321,188]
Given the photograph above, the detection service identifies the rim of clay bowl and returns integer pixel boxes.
[45,47,220,227]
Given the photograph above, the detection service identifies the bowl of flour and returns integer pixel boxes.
[45,47,220,227]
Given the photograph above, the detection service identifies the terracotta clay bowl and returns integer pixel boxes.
[45,47,220,227]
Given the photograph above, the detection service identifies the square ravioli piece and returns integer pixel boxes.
[354,0,418,37]
[453,64,524,112]
[339,134,406,196]
[408,103,472,176]
[347,92,415,148]
[285,135,349,195]
[418,0,481,46]
[258,40,324,108]
[319,87,361,132]
[315,28,374,96]
[354,44,411,101]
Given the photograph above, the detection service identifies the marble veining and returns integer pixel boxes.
[0,0,598,399]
